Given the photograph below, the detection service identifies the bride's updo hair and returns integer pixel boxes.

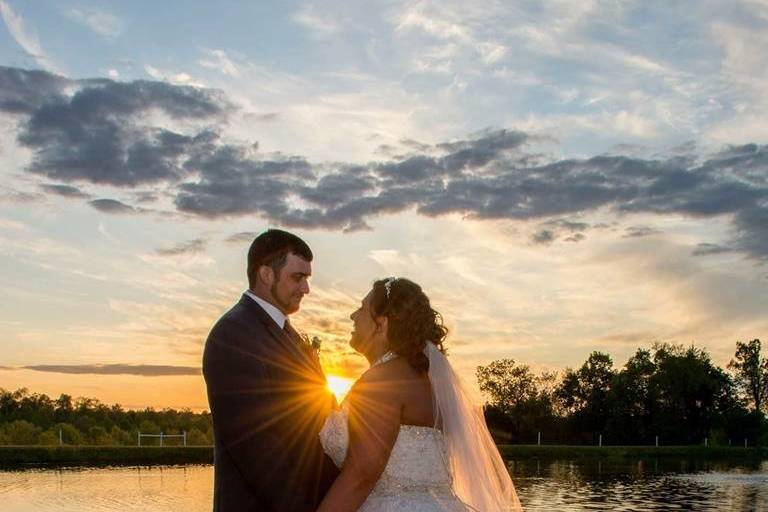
[370,277,447,373]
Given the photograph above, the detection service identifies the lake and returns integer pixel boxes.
[1,459,766,511]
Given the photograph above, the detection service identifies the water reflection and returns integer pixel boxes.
[509,459,768,511]
[0,460,765,511]
[0,465,213,512]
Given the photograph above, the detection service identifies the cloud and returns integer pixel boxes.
[624,225,662,238]
[40,183,91,199]
[533,218,591,244]
[226,231,259,243]
[292,4,340,35]
[0,67,229,186]
[0,186,43,203]
[396,6,470,42]
[532,229,556,245]
[89,198,136,214]
[4,66,768,261]
[156,238,207,256]
[0,2,63,74]
[692,243,735,256]
[132,191,159,203]
[565,233,586,243]
[0,217,27,230]
[143,65,204,87]
[0,66,69,114]
[22,364,199,376]
[64,7,123,38]
[244,112,278,122]
[198,49,240,77]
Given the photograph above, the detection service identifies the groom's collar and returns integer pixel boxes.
[244,289,286,329]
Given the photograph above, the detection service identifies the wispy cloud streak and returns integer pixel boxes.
[0,2,63,74]
[21,364,200,376]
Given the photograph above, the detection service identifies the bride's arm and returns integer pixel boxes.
[316,367,400,512]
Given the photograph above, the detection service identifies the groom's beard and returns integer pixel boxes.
[271,279,295,314]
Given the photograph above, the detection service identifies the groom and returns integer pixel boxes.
[203,229,339,511]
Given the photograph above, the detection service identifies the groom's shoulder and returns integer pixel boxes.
[208,297,259,337]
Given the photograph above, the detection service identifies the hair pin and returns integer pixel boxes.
[384,277,397,299]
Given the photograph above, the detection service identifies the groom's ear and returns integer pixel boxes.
[257,265,274,286]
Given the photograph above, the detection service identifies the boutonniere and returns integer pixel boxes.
[311,336,322,353]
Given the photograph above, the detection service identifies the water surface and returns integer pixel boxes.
[1,459,766,511]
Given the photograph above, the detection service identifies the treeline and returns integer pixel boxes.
[3,339,766,448]
[0,390,213,446]
[478,339,768,446]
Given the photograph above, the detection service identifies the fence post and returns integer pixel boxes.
[745,438,748,448]
[537,431,541,446]
[704,437,708,448]
[655,435,658,447]
[59,428,63,446]
[138,431,141,447]
[160,432,164,447]
[183,431,187,447]
[599,434,602,447]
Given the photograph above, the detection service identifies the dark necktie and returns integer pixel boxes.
[283,319,321,365]
[283,318,300,343]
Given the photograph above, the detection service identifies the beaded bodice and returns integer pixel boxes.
[320,403,460,502]
[319,351,470,510]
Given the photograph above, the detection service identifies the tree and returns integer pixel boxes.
[186,428,209,446]
[0,388,213,446]
[476,359,554,442]
[651,343,732,444]
[1,420,41,445]
[554,352,615,441]
[606,349,657,443]
[728,339,767,415]
[477,359,538,415]
[88,426,111,445]
[55,422,84,445]
[38,430,59,446]
[55,394,74,423]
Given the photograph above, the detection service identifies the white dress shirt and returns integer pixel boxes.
[244,289,286,329]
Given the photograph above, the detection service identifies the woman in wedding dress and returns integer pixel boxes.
[318,278,523,512]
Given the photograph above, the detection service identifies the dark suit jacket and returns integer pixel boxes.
[203,294,339,512]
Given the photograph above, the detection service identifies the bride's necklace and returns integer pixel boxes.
[370,350,397,368]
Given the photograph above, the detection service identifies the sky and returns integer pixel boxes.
[0,0,766,411]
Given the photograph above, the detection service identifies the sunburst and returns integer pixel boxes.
[326,374,354,402]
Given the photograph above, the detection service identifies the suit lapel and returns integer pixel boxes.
[238,294,324,379]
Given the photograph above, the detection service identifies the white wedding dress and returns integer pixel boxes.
[319,346,523,512]
[320,401,470,511]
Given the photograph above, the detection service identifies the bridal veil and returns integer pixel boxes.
[426,342,523,512]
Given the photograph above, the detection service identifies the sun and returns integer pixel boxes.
[326,375,354,402]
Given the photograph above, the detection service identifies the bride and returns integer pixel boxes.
[317,277,523,511]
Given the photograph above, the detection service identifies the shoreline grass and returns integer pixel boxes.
[0,446,213,467]
[1,444,766,468]
[499,444,768,460]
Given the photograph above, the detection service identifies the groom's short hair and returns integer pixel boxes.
[247,229,313,288]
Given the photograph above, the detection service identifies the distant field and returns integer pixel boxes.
[2,444,766,467]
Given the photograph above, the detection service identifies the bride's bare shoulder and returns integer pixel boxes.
[351,358,416,398]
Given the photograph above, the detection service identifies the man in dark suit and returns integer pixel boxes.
[203,229,339,511]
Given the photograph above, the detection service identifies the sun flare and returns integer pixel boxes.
[326,375,354,402]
